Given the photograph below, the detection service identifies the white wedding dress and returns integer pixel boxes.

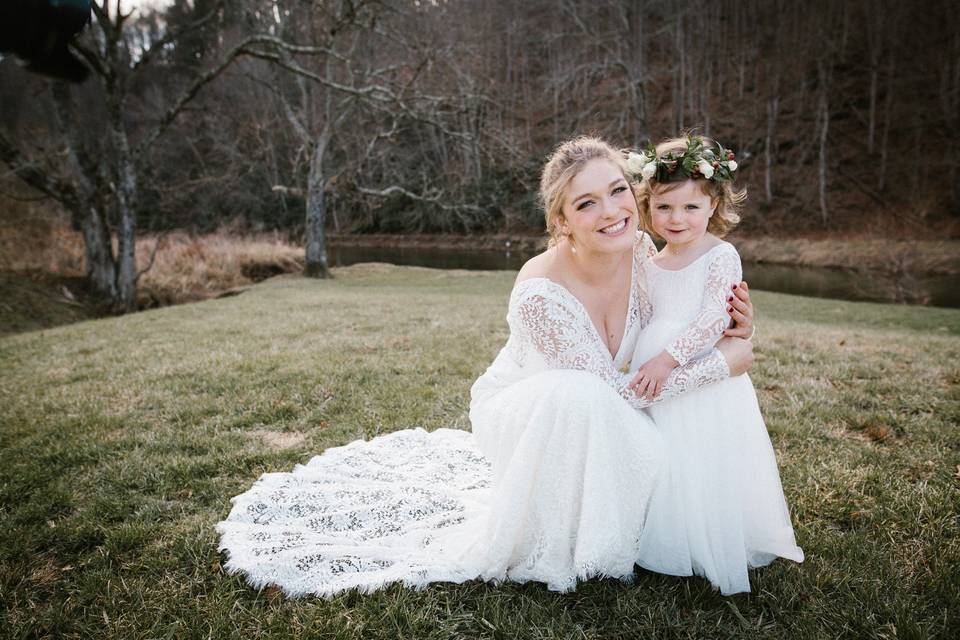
[216,232,732,597]
[630,241,804,595]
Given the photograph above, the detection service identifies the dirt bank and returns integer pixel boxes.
[329,233,960,276]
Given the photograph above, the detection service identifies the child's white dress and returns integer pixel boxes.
[631,240,804,595]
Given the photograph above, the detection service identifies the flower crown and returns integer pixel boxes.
[625,136,738,183]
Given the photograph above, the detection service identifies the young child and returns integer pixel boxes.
[625,135,804,595]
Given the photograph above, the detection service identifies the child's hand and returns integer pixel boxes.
[629,351,679,400]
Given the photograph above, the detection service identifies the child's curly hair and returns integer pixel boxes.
[635,135,746,239]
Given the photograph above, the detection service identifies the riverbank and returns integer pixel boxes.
[0,230,304,336]
[328,233,960,276]
[3,228,958,336]
[2,265,957,638]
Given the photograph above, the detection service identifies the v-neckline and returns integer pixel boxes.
[515,253,637,362]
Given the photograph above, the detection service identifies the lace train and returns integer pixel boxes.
[216,428,492,597]
[217,370,669,597]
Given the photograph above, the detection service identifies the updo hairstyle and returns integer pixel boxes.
[539,136,637,246]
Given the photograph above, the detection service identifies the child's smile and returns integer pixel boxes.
[649,180,716,251]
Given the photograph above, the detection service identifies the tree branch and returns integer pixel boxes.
[134,229,170,282]
[0,130,81,212]
[134,36,261,162]
[357,185,483,213]
[132,0,226,73]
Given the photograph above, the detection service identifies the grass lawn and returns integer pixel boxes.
[2,264,958,639]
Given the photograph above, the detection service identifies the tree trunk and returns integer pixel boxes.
[703,63,712,136]
[817,85,829,224]
[866,6,883,155]
[108,91,140,311]
[629,0,646,142]
[878,57,894,192]
[80,205,119,299]
[765,94,778,205]
[867,66,878,154]
[50,82,122,301]
[675,14,685,132]
[305,129,331,279]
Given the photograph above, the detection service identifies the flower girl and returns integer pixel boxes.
[625,135,804,595]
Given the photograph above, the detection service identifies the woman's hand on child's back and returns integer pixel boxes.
[629,351,679,400]
[716,337,754,376]
[723,281,754,338]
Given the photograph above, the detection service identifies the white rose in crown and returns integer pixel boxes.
[626,152,646,175]
[727,160,738,171]
[641,161,657,180]
[697,160,715,179]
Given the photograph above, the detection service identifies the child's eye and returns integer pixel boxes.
[686,204,700,209]
[576,200,594,211]
[656,204,670,210]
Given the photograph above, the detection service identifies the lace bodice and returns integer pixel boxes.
[470,232,730,413]
[632,241,742,370]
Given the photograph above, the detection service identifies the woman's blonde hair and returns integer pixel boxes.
[635,135,746,239]
[539,136,636,246]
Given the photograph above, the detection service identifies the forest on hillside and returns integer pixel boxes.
[1,0,958,307]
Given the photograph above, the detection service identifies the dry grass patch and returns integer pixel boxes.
[247,429,308,451]
[0,215,306,333]
[734,236,960,275]
[136,231,303,306]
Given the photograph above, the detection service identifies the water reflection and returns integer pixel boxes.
[327,245,959,308]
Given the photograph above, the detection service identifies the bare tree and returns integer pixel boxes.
[0,1,252,310]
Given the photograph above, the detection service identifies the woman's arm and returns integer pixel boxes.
[513,288,732,411]
[715,337,754,375]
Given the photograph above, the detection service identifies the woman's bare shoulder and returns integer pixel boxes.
[515,250,557,285]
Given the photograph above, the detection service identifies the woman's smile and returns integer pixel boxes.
[598,217,630,235]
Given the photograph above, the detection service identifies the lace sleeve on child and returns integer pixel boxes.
[511,283,730,411]
[665,243,743,367]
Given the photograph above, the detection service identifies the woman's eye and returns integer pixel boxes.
[612,186,627,195]
[576,200,594,211]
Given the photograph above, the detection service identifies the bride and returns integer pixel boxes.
[216,137,756,597]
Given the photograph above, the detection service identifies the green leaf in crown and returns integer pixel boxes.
[623,135,739,184]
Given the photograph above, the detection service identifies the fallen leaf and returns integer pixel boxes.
[264,585,284,602]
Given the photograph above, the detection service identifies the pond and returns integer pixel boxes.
[327,245,960,308]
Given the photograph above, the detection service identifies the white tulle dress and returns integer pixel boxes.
[630,240,804,595]
[216,232,733,597]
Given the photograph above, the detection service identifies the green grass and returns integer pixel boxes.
[2,263,958,639]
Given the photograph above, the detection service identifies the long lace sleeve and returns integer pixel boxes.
[664,243,743,366]
[637,231,658,260]
[632,231,657,328]
[511,283,729,411]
